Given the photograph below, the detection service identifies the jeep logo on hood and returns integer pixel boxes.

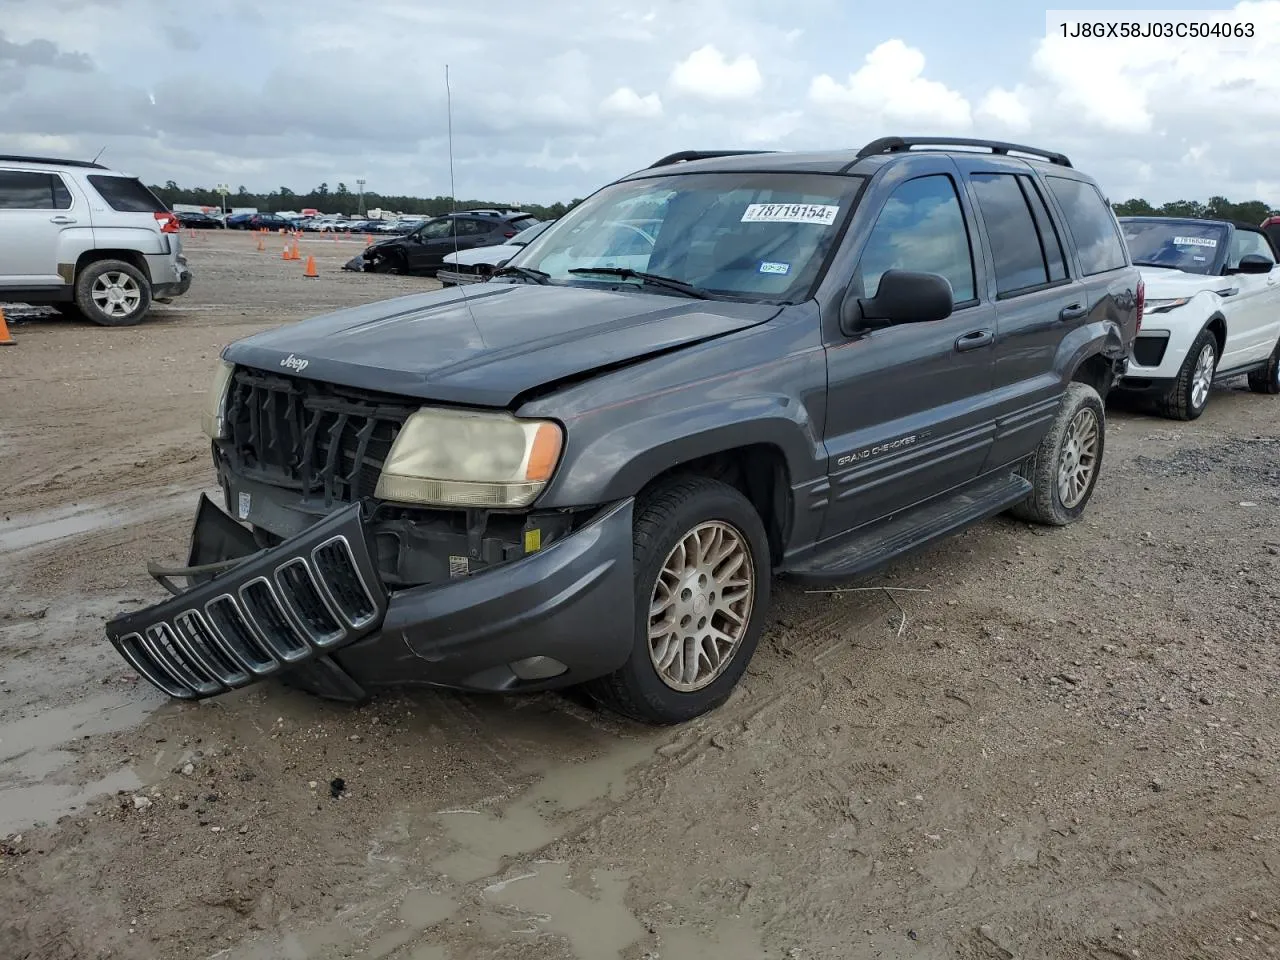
[280,353,309,372]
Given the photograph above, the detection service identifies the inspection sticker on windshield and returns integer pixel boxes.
[741,203,839,225]
[1174,236,1217,247]
[758,261,791,275]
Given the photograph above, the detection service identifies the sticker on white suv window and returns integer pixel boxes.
[741,203,839,225]
[758,261,791,274]
[1174,236,1217,247]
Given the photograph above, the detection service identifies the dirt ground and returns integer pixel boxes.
[1,230,1278,960]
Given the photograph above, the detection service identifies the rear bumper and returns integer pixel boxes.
[150,254,192,300]
[104,495,636,702]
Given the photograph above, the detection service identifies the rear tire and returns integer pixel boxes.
[1247,339,1280,395]
[1157,328,1217,420]
[585,476,771,724]
[1011,381,1105,526]
[75,259,151,326]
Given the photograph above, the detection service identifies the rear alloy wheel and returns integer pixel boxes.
[586,476,771,724]
[1157,328,1217,420]
[1247,338,1280,395]
[75,259,151,326]
[1011,381,1106,526]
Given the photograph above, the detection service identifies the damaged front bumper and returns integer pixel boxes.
[104,493,636,703]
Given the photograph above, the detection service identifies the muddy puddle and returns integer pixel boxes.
[0,491,195,554]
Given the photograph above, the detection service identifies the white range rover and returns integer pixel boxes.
[1117,216,1280,419]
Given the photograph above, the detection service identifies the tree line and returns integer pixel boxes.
[1112,196,1277,224]
[148,181,1280,227]
[149,180,582,222]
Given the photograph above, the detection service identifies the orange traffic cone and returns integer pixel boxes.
[291,240,301,260]
[365,234,373,245]
[0,306,14,346]
[303,255,318,278]
[256,234,265,251]
[281,243,291,260]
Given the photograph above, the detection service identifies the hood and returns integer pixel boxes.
[443,242,522,268]
[223,282,780,407]
[1137,265,1236,299]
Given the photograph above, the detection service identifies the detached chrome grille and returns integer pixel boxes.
[106,501,389,701]
[225,369,414,504]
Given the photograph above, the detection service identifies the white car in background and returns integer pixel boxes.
[1116,216,1280,419]
[437,218,555,285]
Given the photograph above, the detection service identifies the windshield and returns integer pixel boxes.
[1120,219,1226,275]
[506,171,864,301]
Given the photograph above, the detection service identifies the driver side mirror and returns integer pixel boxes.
[841,270,954,333]
[1233,253,1274,275]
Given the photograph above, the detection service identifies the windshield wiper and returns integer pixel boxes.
[567,267,712,300]
[492,265,550,284]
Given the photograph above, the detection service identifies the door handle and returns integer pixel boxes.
[954,329,994,352]
[49,216,77,224]
[1059,302,1088,322]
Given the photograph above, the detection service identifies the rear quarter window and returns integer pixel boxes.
[1045,176,1128,276]
[86,175,167,213]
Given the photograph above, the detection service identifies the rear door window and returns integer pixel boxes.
[0,170,73,210]
[970,173,1052,296]
[86,175,167,212]
[1045,176,1128,275]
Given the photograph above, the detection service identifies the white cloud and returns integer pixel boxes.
[976,87,1031,132]
[600,86,663,119]
[808,40,971,129]
[669,45,763,101]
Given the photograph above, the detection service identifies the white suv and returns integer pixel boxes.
[1116,215,1280,418]
[0,155,192,326]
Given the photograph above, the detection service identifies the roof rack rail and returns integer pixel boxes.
[648,150,777,169]
[854,137,1072,168]
[0,154,109,169]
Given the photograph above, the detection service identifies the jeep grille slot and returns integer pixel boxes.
[205,596,278,674]
[226,371,413,505]
[275,559,345,644]
[312,537,378,627]
[240,579,310,661]
[173,610,249,687]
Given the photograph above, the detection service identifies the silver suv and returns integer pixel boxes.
[0,155,192,326]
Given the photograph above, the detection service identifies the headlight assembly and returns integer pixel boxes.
[200,359,236,440]
[375,407,563,508]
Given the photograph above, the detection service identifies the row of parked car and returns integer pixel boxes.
[175,210,430,235]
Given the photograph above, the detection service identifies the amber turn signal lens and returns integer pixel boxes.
[525,422,562,482]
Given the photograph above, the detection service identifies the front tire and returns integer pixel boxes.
[1011,381,1106,526]
[1157,328,1217,420]
[1247,338,1280,395]
[75,259,151,326]
[586,477,771,724]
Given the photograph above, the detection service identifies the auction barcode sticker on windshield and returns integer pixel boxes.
[1174,235,1217,247]
[741,203,840,225]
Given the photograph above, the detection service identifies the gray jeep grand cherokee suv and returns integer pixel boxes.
[106,137,1141,724]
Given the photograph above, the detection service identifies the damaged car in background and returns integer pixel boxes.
[105,138,1139,724]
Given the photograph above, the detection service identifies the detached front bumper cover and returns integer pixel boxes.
[105,494,388,700]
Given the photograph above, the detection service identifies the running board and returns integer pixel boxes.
[783,472,1032,585]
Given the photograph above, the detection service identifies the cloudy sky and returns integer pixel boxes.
[2,0,1279,207]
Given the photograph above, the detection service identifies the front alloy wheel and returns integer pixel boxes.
[1158,327,1218,420]
[587,476,771,724]
[648,521,755,693]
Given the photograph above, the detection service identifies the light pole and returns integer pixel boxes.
[356,178,366,217]
[216,183,230,215]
